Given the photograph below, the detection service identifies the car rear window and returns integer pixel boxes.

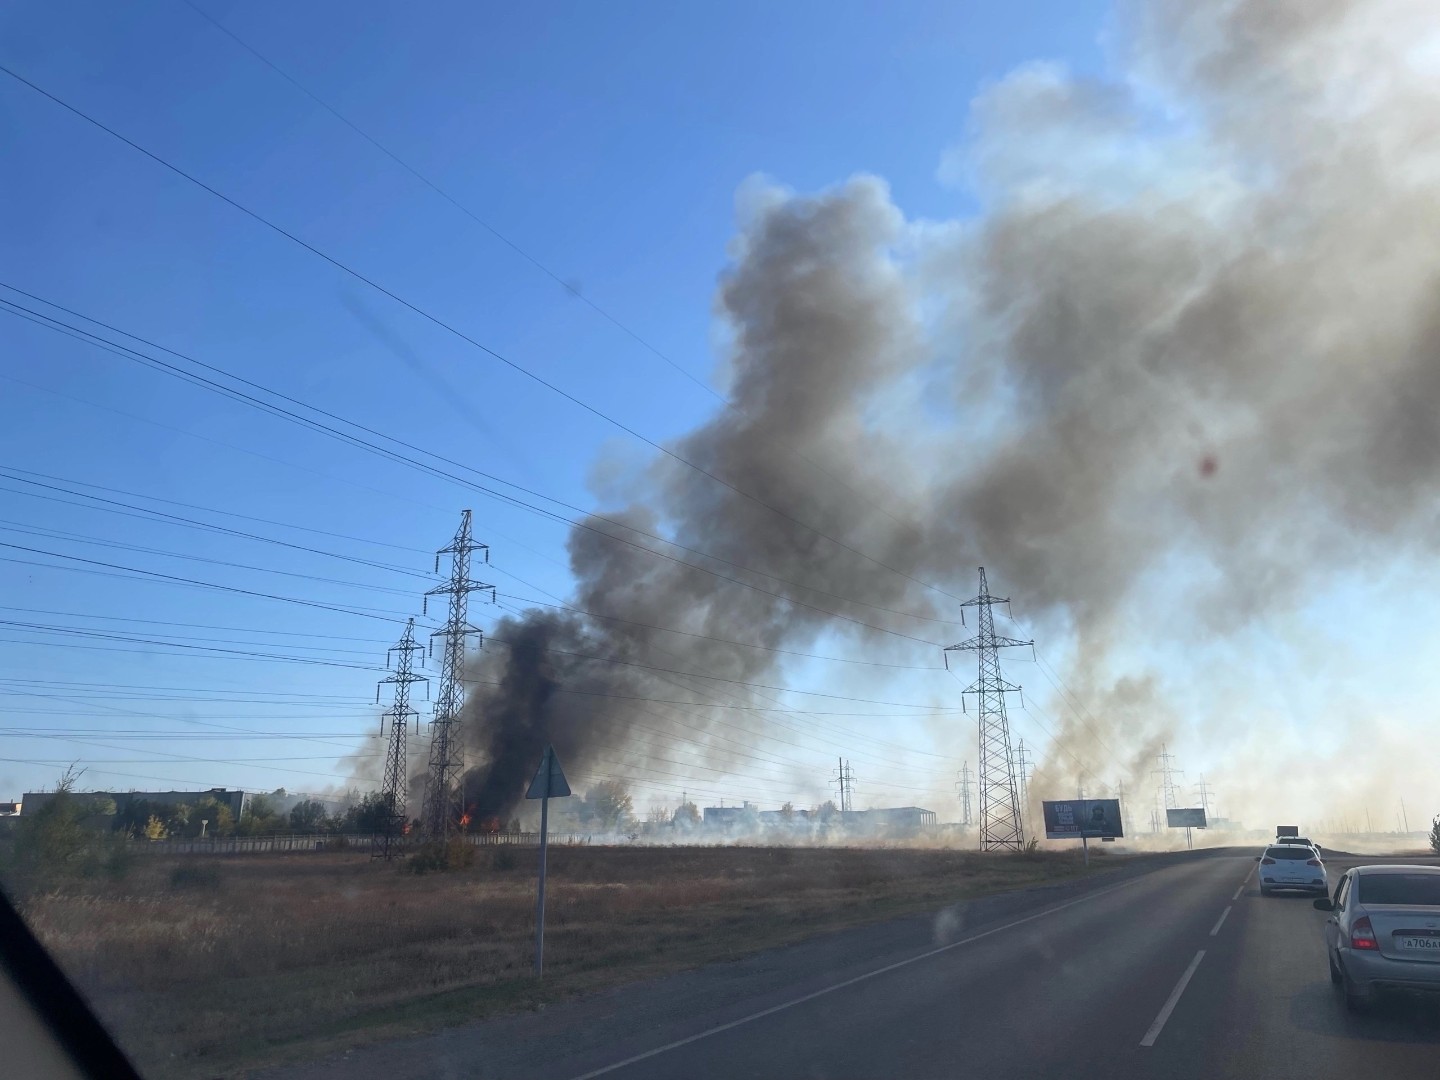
[1266,847,1314,860]
[1356,875,1440,906]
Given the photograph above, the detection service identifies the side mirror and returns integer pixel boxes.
[1313,897,1334,912]
[1254,855,1262,861]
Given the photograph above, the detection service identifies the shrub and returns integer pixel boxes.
[493,846,518,872]
[1430,816,1440,855]
[407,837,476,875]
[169,863,223,889]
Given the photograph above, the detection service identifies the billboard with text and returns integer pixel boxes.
[1166,807,1207,828]
[1042,798,1123,840]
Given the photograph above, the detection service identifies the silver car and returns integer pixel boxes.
[1315,865,1440,1011]
[1257,844,1327,896]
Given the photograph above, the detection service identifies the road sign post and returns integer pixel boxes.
[525,745,571,978]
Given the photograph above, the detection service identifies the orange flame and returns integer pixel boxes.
[459,811,472,828]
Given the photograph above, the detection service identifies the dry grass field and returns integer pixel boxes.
[16,844,1106,1079]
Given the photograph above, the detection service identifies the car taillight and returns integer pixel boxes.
[1352,916,1378,950]
[1307,859,1321,866]
[1261,857,1276,865]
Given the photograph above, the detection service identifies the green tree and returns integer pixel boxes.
[237,793,284,835]
[190,797,234,838]
[343,791,395,834]
[585,781,634,831]
[289,799,329,833]
[672,801,700,828]
[164,803,192,836]
[4,769,128,888]
[1430,816,1440,855]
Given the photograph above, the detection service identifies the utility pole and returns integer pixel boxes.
[1402,799,1410,834]
[1195,774,1214,816]
[375,618,426,859]
[420,510,495,839]
[944,567,1033,852]
[1015,740,1034,813]
[1154,744,1183,811]
[833,758,856,813]
[957,761,975,827]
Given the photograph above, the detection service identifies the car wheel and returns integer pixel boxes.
[1260,886,1272,897]
[1344,973,1372,1013]
[1329,954,1343,986]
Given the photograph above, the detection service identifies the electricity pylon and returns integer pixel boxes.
[375,618,425,859]
[833,758,856,813]
[944,567,1033,852]
[1155,744,1184,810]
[420,510,495,838]
[957,761,975,827]
[1195,774,1214,815]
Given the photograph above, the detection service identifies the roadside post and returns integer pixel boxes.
[526,744,571,978]
[1042,798,1123,867]
[1165,807,1207,850]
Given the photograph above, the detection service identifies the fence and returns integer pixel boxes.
[132,831,605,856]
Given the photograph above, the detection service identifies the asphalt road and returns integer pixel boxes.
[264,849,1440,1080]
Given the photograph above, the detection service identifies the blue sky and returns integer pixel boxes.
[0,0,1110,811]
[4,1,1426,835]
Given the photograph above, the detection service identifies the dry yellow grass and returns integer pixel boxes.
[17,845,1101,1079]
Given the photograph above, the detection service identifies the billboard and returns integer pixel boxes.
[1042,799,1123,840]
[1167,807,1208,828]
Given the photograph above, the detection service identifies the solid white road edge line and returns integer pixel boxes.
[1209,906,1232,937]
[1140,950,1207,1047]
[565,875,1149,1080]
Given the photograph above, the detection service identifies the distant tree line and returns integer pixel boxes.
[115,789,400,841]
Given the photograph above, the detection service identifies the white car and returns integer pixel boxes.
[1257,844,1328,896]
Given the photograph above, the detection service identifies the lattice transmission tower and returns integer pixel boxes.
[374,617,426,859]
[1015,738,1034,812]
[420,510,495,839]
[833,758,856,813]
[957,761,975,827]
[1195,774,1214,815]
[1155,744,1184,811]
[945,567,1033,852]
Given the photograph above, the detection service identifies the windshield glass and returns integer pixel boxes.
[1357,875,1440,906]
[4,2,1440,1079]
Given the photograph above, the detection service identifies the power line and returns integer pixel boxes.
[0,63,970,611]
[1,288,954,642]
[0,517,421,596]
[178,0,951,569]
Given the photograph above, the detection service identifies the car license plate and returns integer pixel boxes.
[1396,936,1440,952]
